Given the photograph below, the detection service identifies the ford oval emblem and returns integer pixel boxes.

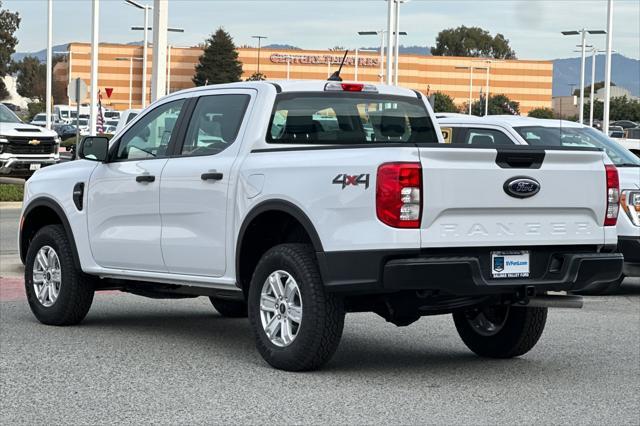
[504,177,540,199]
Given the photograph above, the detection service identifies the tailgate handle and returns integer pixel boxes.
[496,150,545,169]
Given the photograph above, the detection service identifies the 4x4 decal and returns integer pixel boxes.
[332,173,370,189]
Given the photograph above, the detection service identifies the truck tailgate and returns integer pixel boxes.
[418,147,608,247]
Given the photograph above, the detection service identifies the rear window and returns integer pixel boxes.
[514,126,640,166]
[267,93,438,145]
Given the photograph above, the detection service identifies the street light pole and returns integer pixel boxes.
[590,48,596,127]
[252,35,267,75]
[89,0,99,136]
[603,0,614,134]
[46,0,52,130]
[166,44,171,94]
[393,0,400,85]
[562,28,606,124]
[385,0,394,85]
[125,1,153,108]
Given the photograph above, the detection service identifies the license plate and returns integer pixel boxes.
[29,163,41,171]
[491,250,530,278]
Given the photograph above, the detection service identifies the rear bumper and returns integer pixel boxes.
[318,246,623,296]
[619,236,640,277]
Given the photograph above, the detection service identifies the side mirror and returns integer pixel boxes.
[79,136,109,162]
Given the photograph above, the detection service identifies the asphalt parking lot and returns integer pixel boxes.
[1,206,639,424]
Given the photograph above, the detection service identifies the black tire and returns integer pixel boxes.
[572,276,625,296]
[248,243,345,371]
[209,297,247,318]
[453,305,547,358]
[25,224,94,325]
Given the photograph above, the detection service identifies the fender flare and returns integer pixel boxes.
[20,197,82,270]
[235,199,324,280]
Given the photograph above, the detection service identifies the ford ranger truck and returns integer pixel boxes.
[18,81,623,371]
[1,104,60,178]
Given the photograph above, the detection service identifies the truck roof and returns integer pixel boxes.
[436,114,585,129]
[168,80,421,98]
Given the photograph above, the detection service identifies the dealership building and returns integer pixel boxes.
[54,42,553,114]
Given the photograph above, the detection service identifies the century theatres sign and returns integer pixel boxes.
[270,53,379,67]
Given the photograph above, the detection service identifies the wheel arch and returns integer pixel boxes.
[20,197,81,270]
[235,199,324,295]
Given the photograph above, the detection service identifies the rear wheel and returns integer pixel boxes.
[25,225,94,326]
[248,244,345,371]
[209,297,247,318]
[453,305,547,358]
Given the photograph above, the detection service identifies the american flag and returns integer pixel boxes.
[96,90,105,134]
[503,101,519,116]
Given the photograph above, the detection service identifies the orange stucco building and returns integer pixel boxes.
[54,42,553,114]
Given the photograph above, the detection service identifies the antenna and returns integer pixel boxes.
[328,50,349,82]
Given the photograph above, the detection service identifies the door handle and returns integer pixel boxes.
[201,172,223,181]
[136,174,155,183]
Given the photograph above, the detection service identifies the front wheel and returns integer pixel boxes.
[248,244,345,371]
[453,305,547,358]
[25,224,94,325]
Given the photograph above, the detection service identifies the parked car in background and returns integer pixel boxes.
[609,126,625,138]
[104,110,120,121]
[437,114,640,294]
[52,124,78,141]
[103,125,117,134]
[30,113,59,127]
[1,104,60,178]
[611,120,638,129]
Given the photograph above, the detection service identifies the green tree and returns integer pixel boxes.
[193,28,243,86]
[470,94,520,116]
[528,107,555,119]
[431,26,516,59]
[13,55,66,103]
[246,72,267,81]
[584,96,640,122]
[0,1,21,99]
[432,91,459,113]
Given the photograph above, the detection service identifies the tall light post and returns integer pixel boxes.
[89,0,99,136]
[393,0,408,85]
[603,0,614,134]
[131,25,184,102]
[115,56,143,109]
[46,0,52,129]
[125,0,152,108]
[456,65,486,115]
[385,0,394,85]
[252,35,267,75]
[473,59,502,116]
[354,48,377,81]
[358,30,406,83]
[562,29,606,124]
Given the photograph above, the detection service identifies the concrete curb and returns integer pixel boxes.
[0,202,22,209]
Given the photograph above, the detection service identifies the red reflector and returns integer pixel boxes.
[376,162,422,228]
[605,164,619,226]
[340,83,364,92]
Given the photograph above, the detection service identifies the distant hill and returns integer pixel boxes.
[12,43,69,62]
[552,53,639,97]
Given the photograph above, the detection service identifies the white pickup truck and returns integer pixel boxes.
[19,81,623,371]
[1,104,60,178]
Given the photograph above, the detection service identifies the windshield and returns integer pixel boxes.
[268,93,438,144]
[0,104,22,123]
[514,125,640,166]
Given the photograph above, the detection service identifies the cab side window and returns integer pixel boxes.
[451,127,515,145]
[114,99,185,161]
[180,94,250,157]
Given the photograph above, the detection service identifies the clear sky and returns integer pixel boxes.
[5,0,640,60]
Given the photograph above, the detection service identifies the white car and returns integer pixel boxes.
[19,81,622,371]
[113,109,141,135]
[1,104,60,178]
[437,114,640,293]
[29,113,58,127]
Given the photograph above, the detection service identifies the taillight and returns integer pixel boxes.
[604,164,619,226]
[376,162,422,228]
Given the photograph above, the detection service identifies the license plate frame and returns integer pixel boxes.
[29,163,41,171]
[491,250,530,279]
